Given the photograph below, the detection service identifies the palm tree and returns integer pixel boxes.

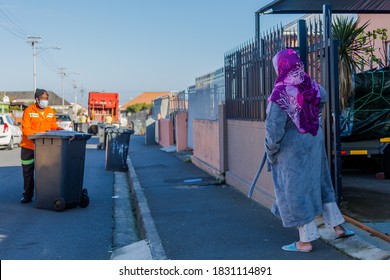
[332,16,370,110]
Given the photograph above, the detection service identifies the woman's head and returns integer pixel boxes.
[272,49,305,84]
[269,48,321,136]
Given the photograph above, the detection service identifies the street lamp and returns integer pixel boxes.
[27,35,60,92]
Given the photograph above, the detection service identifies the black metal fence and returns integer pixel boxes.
[224,16,329,122]
[224,39,263,121]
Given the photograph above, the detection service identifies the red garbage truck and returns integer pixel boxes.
[88,92,119,124]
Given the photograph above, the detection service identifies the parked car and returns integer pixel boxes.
[55,114,74,131]
[0,114,22,150]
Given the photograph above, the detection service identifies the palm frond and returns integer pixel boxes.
[332,16,371,110]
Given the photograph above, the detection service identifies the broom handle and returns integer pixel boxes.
[247,152,267,198]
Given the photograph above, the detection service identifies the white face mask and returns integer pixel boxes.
[38,100,49,108]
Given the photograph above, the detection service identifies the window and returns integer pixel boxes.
[6,115,14,125]
[55,114,71,121]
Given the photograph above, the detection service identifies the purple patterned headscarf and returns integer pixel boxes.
[269,48,321,136]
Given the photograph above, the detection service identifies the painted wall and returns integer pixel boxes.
[175,112,188,152]
[192,119,221,176]
[158,118,174,147]
[359,14,390,67]
[190,105,227,180]
[190,116,275,209]
[225,120,275,209]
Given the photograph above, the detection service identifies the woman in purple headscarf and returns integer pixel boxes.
[265,49,354,253]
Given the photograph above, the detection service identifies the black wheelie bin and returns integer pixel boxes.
[29,130,92,211]
[97,123,114,150]
[105,127,134,172]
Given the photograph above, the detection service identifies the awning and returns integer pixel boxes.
[257,0,390,14]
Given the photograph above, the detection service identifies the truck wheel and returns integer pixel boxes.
[53,197,66,212]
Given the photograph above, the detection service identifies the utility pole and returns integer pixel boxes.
[58,70,79,113]
[72,80,77,104]
[27,36,42,92]
[80,87,85,108]
[58,68,66,113]
[27,36,60,93]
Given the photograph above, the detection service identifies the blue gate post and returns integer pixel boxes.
[297,19,308,72]
[255,12,260,45]
[323,4,343,204]
[332,40,342,204]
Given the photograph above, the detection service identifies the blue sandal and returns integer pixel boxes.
[282,242,311,253]
[335,229,355,240]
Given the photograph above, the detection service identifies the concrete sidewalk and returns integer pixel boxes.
[113,135,390,260]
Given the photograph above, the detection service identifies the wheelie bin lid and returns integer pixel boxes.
[98,122,114,127]
[29,130,93,140]
[105,127,134,134]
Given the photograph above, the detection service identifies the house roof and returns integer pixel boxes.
[257,0,390,14]
[1,90,70,106]
[120,91,170,109]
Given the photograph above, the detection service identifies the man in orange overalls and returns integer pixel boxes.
[20,89,63,203]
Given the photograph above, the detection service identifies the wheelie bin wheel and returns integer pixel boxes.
[79,188,90,208]
[53,197,66,212]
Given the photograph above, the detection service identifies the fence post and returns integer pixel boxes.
[255,12,261,45]
[219,103,227,173]
[260,38,267,121]
[323,5,332,179]
[323,4,342,204]
[331,39,342,204]
[297,19,308,72]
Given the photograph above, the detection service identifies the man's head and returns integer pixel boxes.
[35,88,49,109]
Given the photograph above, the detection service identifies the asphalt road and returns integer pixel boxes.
[0,139,114,260]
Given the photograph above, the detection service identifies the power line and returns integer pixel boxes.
[0,1,29,39]
[0,2,63,81]
[39,50,60,72]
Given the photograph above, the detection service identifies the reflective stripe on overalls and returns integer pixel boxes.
[21,158,35,165]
